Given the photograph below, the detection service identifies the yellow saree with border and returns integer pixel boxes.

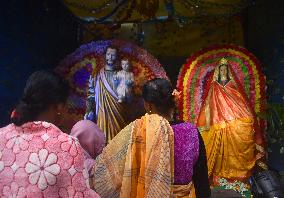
[92,114,195,198]
[197,80,262,184]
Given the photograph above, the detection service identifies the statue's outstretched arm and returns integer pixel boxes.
[88,75,95,96]
[85,75,96,122]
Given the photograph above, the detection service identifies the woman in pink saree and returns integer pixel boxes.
[70,120,106,175]
[0,71,99,197]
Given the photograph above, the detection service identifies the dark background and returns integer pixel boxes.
[0,1,78,125]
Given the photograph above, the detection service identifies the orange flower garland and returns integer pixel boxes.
[176,44,266,132]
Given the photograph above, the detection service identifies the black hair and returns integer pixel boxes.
[11,70,69,126]
[218,64,230,84]
[142,78,175,115]
[105,45,119,56]
[104,45,120,68]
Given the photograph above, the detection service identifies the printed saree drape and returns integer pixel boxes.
[197,70,265,184]
[92,114,195,198]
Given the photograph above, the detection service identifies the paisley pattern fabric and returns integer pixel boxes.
[0,121,100,198]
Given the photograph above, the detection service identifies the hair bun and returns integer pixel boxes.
[11,70,70,126]
[142,78,175,114]
[11,100,30,126]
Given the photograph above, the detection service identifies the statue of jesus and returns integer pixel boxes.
[87,46,127,143]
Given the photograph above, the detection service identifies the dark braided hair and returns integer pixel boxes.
[142,78,175,115]
[11,70,69,126]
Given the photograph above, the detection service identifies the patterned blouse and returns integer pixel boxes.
[0,121,100,198]
[171,121,211,198]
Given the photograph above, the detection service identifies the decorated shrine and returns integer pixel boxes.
[0,0,284,197]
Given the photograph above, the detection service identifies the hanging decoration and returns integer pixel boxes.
[135,0,159,19]
[60,0,255,47]
[164,0,175,19]
[135,23,145,46]
[61,0,257,24]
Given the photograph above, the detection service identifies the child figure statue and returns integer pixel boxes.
[115,59,134,103]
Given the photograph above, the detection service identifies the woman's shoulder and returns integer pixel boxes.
[0,121,82,156]
[140,113,166,121]
[171,122,200,149]
[21,121,79,144]
[30,122,83,157]
[171,122,199,136]
[0,124,15,136]
[171,121,197,129]
[115,114,169,137]
[0,123,13,131]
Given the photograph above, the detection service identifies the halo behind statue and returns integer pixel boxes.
[177,44,266,128]
[55,40,168,124]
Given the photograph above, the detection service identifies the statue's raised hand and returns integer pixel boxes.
[88,75,94,87]
[88,75,95,95]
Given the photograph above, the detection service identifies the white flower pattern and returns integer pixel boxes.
[59,186,76,197]
[2,182,25,198]
[60,136,80,156]
[6,133,31,153]
[25,149,60,190]
[0,123,99,197]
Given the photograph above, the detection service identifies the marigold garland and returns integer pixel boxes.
[177,44,266,132]
[55,39,168,118]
